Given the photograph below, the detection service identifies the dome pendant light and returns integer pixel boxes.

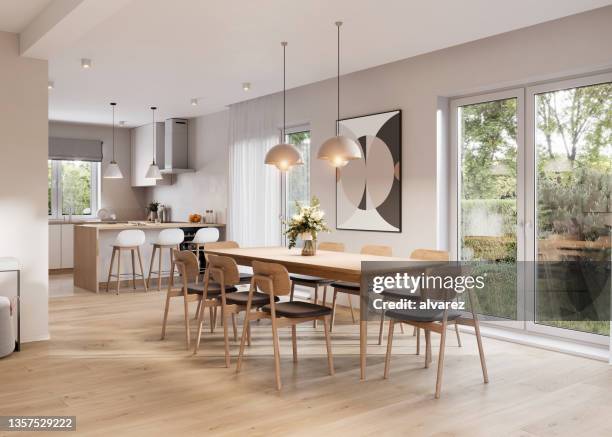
[264,41,303,172]
[145,106,162,180]
[317,21,362,167]
[103,102,124,179]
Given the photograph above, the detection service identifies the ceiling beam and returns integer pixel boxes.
[19,0,132,59]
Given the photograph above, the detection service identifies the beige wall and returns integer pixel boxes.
[49,121,147,220]
[150,7,612,255]
[0,31,49,342]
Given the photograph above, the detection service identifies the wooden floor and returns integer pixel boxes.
[1,276,611,437]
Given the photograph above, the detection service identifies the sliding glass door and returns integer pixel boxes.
[453,73,611,344]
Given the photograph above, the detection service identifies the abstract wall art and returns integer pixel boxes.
[336,110,401,232]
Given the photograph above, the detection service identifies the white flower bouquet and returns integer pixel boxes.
[284,196,330,250]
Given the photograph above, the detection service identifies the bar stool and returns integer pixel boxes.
[106,230,148,295]
[147,228,185,291]
[190,228,220,271]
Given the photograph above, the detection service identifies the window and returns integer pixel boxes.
[284,129,311,219]
[48,160,100,218]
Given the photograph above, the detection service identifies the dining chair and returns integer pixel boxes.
[376,249,462,352]
[383,264,488,399]
[160,249,236,349]
[236,260,334,390]
[289,241,345,328]
[329,245,392,331]
[193,254,279,366]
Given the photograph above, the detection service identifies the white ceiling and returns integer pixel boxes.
[0,0,52,33]
[3,0,612,126]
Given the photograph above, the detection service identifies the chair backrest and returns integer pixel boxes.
[172,250,199,283]
[252,260,291,296]
[410,248,449,261]
[204,240,239,251]
[158,228,185,245]
[207,254,240,286]
[115,229,145,247]
[318,241,345,252]
[361,245,392,256]
[193,227,220,244]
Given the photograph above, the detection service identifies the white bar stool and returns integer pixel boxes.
[191,228,220,270]
[147,228,185,291]
[106,230,148,295]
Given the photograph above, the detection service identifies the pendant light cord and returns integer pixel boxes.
[151,107,156,165]
[111,103,116,162]
[282,41,287,139]
[336,21,342,136]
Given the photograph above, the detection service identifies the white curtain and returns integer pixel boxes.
[228,96,282,247]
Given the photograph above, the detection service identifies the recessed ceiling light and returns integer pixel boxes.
[81,58,92,69]
[191,98,198,106]
[242,82,251,91]
[119,121,126,127]
[48,81,54,90]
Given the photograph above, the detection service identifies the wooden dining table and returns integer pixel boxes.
[204,246,412,380]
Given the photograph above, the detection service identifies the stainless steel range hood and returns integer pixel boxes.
[160,118,195,174]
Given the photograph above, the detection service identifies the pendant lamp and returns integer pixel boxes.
[317,21,362,167]
[264,41,303,171]
[103,102,123,178]
[145,106,162,179]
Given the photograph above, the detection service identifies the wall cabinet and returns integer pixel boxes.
[130,122,170,187]
[49,224,75,270]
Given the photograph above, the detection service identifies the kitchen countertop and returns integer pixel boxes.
[76,222,225,230]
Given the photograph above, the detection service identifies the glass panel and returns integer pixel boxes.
[535,82,611,336]
[459,98,518,319]
[60,160,94,216]
[286,131,311,218]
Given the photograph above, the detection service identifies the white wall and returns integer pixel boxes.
[0,31,49,342]
[150,7,612,256]
[146,111,229,223]
[49,121,146,220]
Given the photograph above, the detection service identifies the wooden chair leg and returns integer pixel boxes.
[271,316,282,390]
[435,323,448,399]
[289,282,295,302]
[106,247,116,293]
[246,320,251,346]
[454,323,462,347]
[131,249,137,289]
[383,320,395,379]
[413,326,417,336]
[236,311,250,373]
[378,311,385,345]
[157,246,163,291]
[348,294,356,324]
[222,307,230,368]
[136,247,147,292]
[161,293,171,340]
[195,300,201,320]
[291,325,298,363]
[115,249,122,295]
[193,299,206,354]
[322,285,328,307]
[209,306,215,333]
[231,313,238,341]
[474,320,489,383]
[330,290,338,332]
[399,322,405,334]
[416,327,421,355]
[147,246,156,289]
[424,330,431,368]
[322,315,334,375]
[183,293,191,350]
[313,286,319,328]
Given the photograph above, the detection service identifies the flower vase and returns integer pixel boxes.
[301,233,317,256]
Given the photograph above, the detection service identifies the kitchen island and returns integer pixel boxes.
[74,222,225,292]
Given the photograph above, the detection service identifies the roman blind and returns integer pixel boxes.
[49,137,103,162]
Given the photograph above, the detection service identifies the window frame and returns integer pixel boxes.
[48,159,100,219]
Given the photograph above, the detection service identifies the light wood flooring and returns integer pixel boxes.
[1,275,611,436]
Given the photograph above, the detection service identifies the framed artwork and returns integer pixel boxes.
[336,109,401,232]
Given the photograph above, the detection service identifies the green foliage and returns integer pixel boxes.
[284,196,329,249]
[60,161,93,215]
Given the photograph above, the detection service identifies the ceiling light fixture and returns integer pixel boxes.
[103,102,123,179]
[317,21,362,167]
[118,121,126,127]
[81,58,92,69]
[191,98,198,106]
[48,81,54,90]
[242,82,251,91]
[145,106,162,180]
[264,42,303,172]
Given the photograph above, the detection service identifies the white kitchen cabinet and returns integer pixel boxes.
[49,225,62,269]
[130,122,170,187]
[60,224,74,269]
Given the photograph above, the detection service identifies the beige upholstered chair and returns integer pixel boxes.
[236,260,334,390]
